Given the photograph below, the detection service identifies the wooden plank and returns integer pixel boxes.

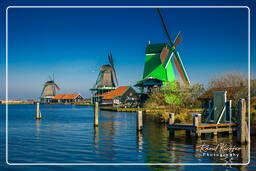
[200,128,236,133]
[196,123,236,128]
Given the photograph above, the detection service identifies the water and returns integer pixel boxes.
[0,104,255,170]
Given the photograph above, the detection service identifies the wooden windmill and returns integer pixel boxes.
[90,52,118,103]
[40,73,60,103]
[135,8,190,93]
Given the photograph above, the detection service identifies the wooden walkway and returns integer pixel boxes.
[168,123,237,137]
[100,107,145,112]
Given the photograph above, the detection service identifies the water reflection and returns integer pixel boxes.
[94,126,99,145]
[141,115,249,165]
[94,111,116,161]
[136,131,143,152]
[10,105,250,167]
[35,119,41,136]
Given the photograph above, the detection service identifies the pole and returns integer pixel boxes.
[137,111,143,131]
[36,102,42,119]
[193,113,201,126]
[168,113,175,125]
[94,102,99,127]
[237,99,248,144]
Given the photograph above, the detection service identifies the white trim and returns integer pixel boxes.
[164,52,174,69]
[217,105,226,124]
[146,53,160,56]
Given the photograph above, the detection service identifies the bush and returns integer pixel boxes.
[144,81,205,123]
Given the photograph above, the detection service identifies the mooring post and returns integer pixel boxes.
[192,113,202,137]
[168,113,175,136]
[137,111,143,131]
[237,99,248,144]
[168,113,175,125]
[192,113,201,126]
[36,102,42,119]
[94,102,99,127]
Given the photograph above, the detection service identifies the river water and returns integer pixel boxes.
[0,104,255,170]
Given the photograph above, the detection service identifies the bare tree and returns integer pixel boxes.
[208,72,246,89]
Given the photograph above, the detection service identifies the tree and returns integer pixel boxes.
[207,72,256,106]
[208,72,246,89]
[145,81,205,114]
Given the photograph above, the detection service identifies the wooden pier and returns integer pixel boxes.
[167,99,249,144]
[100,107,145,112]
[168,123,236,137]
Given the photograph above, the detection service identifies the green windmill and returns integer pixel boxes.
[135,8,190,93]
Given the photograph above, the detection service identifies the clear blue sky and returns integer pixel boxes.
[0,0,255,100]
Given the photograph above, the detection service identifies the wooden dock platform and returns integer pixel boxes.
[168,123,236,137]
[100,107,145,112]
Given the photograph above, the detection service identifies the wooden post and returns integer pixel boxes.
[193,113,201,126]
[36,102,42,119]
[229,100,232,123]
[94,102,99,127]
[168,113,175,136]
[168,113,175,125]
[237,99,248,144]
[137,111,143,131]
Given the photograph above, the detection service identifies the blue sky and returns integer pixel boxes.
[0,0,254,100]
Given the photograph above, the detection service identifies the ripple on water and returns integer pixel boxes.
[5,104,251,165]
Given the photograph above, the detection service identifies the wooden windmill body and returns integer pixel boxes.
[40,74,60,103]
[90,52,118,104]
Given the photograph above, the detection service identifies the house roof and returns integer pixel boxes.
[97,86,130,100]
[198,86,246,100]
[52,94,82,100]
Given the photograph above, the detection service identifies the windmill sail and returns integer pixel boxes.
[173,51,190,85]
[90,52,118,103]
[157,8,190,86]
[92,52,118,89]
[94,65,115,88]
[108,51,118,85]
[135,8,190,90]
[40,76,60,99]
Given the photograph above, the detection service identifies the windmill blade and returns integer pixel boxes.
[40,85,46,98]
[173,32,182,47]
[108,53,112,66]
[108,51,114,68]
[172,51,190,86]
[112,68,118,86]
[52,73,55,81]
[55,83,60,90]
[160,45,170,65]
[157,8,173,46]
[109,52,118,85]
[94,71,103,88]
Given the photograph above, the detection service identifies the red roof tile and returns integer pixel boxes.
[99,86,130,100]
[52,94,65,99]
[52,94,80,100]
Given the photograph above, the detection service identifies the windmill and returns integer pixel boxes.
[40,73,60,103]
[135,8,190,94]
[90,51,118,103]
